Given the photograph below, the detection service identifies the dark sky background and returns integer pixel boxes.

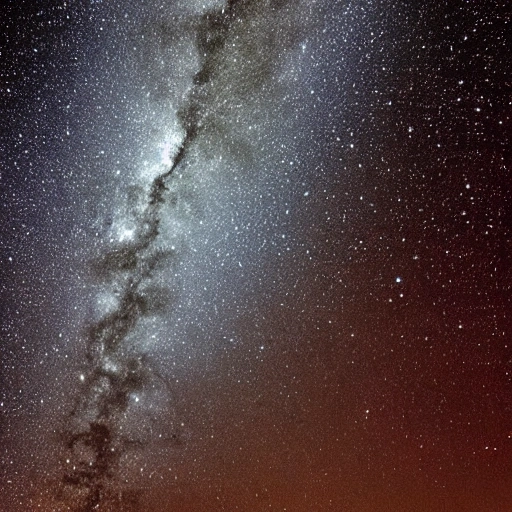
[1,1,511,511]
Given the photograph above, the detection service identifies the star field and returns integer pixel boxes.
[1,1,510,511]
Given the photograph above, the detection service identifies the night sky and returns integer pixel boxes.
[1,1,511,511]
